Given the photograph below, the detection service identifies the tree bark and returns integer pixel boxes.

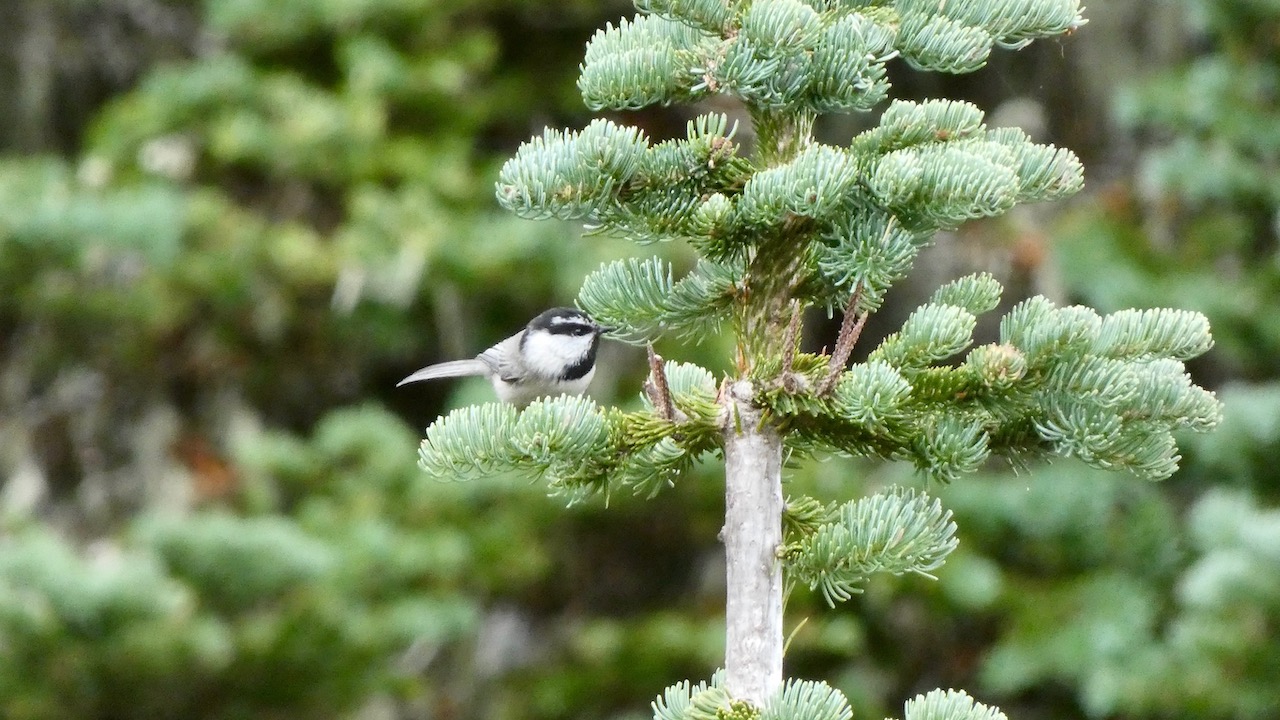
[721,379,784,707]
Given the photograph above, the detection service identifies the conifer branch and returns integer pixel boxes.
[785,488,958,606]
[818,284,868,396]
[900,689,1007,720]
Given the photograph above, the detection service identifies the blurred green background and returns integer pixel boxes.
[0,0,1277,719]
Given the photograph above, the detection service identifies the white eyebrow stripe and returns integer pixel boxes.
[549,315,587,326]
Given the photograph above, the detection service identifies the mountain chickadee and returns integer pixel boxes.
[397,307,612,406]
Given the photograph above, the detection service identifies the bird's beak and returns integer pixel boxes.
[597,324,616,335]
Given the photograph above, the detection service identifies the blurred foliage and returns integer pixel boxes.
[0,0,1277,719]
[1057,0,1280,382]
[1,406,479,719]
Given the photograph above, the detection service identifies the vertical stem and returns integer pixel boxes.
[722,380,784,707]
[739,106,815,368]
[718,103,810,707]
[749,107,814,167]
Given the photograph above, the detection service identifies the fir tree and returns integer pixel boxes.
[414,1,1222,718]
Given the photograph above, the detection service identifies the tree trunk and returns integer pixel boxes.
[721,379,784,707]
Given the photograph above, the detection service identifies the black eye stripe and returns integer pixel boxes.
[549,323,592,335]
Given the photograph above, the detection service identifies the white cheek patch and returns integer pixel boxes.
[521,330,593,379]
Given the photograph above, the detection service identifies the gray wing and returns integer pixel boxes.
[477,334,526,383]
[396,358,490,387]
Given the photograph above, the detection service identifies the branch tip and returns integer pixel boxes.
[645,344,677,421]
[770,300,811,394]
[818,285,869,396]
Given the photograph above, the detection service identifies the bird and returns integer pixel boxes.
[397,307,612,406]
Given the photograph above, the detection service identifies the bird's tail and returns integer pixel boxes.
[396,359,490,387]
